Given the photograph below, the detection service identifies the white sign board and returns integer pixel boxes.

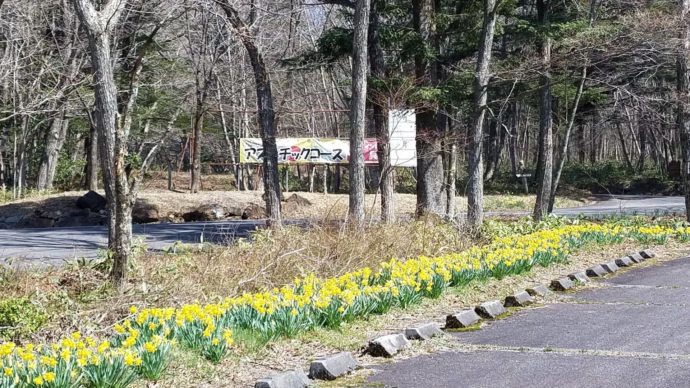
[388,109,417,167]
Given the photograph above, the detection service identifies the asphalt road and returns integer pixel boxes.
[0,195,685,265]
[369,255,690,388]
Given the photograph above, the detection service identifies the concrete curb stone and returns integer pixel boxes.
[446,310,481,328]
[550,278,574,291]
[255,370,311,388]
[404,323,443,341]
[640,250,656,259]
[526,285,551,297]
[475,300,507,319]
[308,352,357,380]
[601,261,619,273]
[615,256,634,267]
[568,272,589,283]
[504,291,534,307]
[586,265,608,277]
[628,252,644,263]
[368,334,410,358]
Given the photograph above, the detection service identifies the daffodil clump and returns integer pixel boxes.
[0,221,687,387]
[0,331,169,388]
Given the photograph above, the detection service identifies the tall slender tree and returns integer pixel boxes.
[348,0,370,225]
[678,0,690,221]
[413,0,444,217]
[533,0,554,221]
[467,0,499,228]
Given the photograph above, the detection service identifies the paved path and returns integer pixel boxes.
[0,195,685,265]
[369,255,690,388]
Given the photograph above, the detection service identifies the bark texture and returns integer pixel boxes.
[678,0,690,221]
[413,0,444,217]
[467,0,498,228]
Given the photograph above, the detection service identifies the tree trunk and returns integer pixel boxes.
[348,0,370,226]
[413,0,444,217]
[72,0,128,289]
[678,0,690,221]
[369,0,394,223]
[533,0,553,221]
[218,2,282,223]
[549,66,587,211]
[467,0,498,228]
[37,113,68,191]
[190,105,203,193]
[85,122,99,190]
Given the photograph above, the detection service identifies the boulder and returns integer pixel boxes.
[285,194,312,206]
[76,191,107,212]
[133,202,160,224]
[243,203,267,219]
[55,211,106,227]
[182,204,227,222]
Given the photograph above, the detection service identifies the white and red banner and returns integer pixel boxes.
[240,138,379,165]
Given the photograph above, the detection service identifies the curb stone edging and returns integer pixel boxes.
[640,250,656,259]
[475,300,507,319]
[628,252,644,263]
[446,309,481,328]
[504,291,534,307]
[526,284,551,297]
[308,352,357,381]
[568,272,589,283]
[586,265,607,277]
[368,334,411,357]
[405,323,443,341]
[615,256,634,267]
[255,370,311,388]
[550,278,574,291]
[601,261,619,273]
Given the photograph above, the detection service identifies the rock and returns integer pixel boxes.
[368,334,410,357]
[182,204,227,222]
[568,272,589,284]
[3,215,22,224]
[16,215,55,228]
[404,323,442,341]
[285,194,312,206]
[76,191,107,212]
[255,370,311,388]
[526,285,551,297]
[55,211,106,228]
[133,203,160,224]
[640,250,656,259]
[243,203,266,219]
[601,261,619,273]
[308,352,357,380]
[504,291,534,307]
[226,206,246,217]
[615,256,634,267]
[550,278,574,291]
[628,252,644,263]
[586,265,607,277]
[475,300,507,319]
[446,310,481,328]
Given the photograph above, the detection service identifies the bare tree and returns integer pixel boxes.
[533,0,553,221]
[467,0,499,228]
[413,0,444,217]
[216,0,282,223]
[348,0,370,225]
[678,0,690,221]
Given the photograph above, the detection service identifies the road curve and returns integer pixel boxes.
[0,196,685,265]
